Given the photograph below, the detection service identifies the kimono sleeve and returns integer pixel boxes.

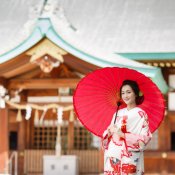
[101,112,116,149]
[124,111,152,151]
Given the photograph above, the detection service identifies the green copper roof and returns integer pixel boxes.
[117,52,175,60]
[46,22,168,94]
[0,18,169,94]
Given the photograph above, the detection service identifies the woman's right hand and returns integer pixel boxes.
[107,125,124,138]
[107,128,111,137]
[107,125,117,135]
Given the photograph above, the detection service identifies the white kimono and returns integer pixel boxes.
[102,107,152,175]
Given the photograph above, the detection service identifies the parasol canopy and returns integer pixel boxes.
[73,67,165,137]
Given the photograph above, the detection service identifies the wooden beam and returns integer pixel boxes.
[7,79,80,89]
[64,54,100,74]
[4,64,37,79]
[0,77,7,86]
[11,67,41,79]
[0,54,35,79]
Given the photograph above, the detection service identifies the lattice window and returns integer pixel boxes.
[146,130,158,150]
[73,120,100,150]
[33,120,68,150]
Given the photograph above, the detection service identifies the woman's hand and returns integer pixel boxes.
[107,125,112,137]
[107,125,124,138]
[107,125,118,135]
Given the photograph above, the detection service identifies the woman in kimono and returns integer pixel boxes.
[102,80,152,175]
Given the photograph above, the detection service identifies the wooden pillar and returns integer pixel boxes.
[67,110,75,151]
[158,115,171,151]
[0,108,9,173]
[68,121,74,150]
[18,91,27,175]
[18,119,25,175]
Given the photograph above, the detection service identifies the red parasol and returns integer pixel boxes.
[73,67,165,137]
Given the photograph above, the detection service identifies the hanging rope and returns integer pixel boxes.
[5,99,73,111]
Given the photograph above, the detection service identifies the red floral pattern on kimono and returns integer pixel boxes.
[102,107,152,175]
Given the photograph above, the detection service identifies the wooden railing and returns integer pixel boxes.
[24,150,54,175]
[4,151,18,175]
[67,150,100,174]
[22,150,175,175]
[24,149,100,175]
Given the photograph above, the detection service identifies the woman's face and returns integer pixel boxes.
[121,85,136,106]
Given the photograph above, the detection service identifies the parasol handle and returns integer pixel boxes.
[114,101,122,124]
